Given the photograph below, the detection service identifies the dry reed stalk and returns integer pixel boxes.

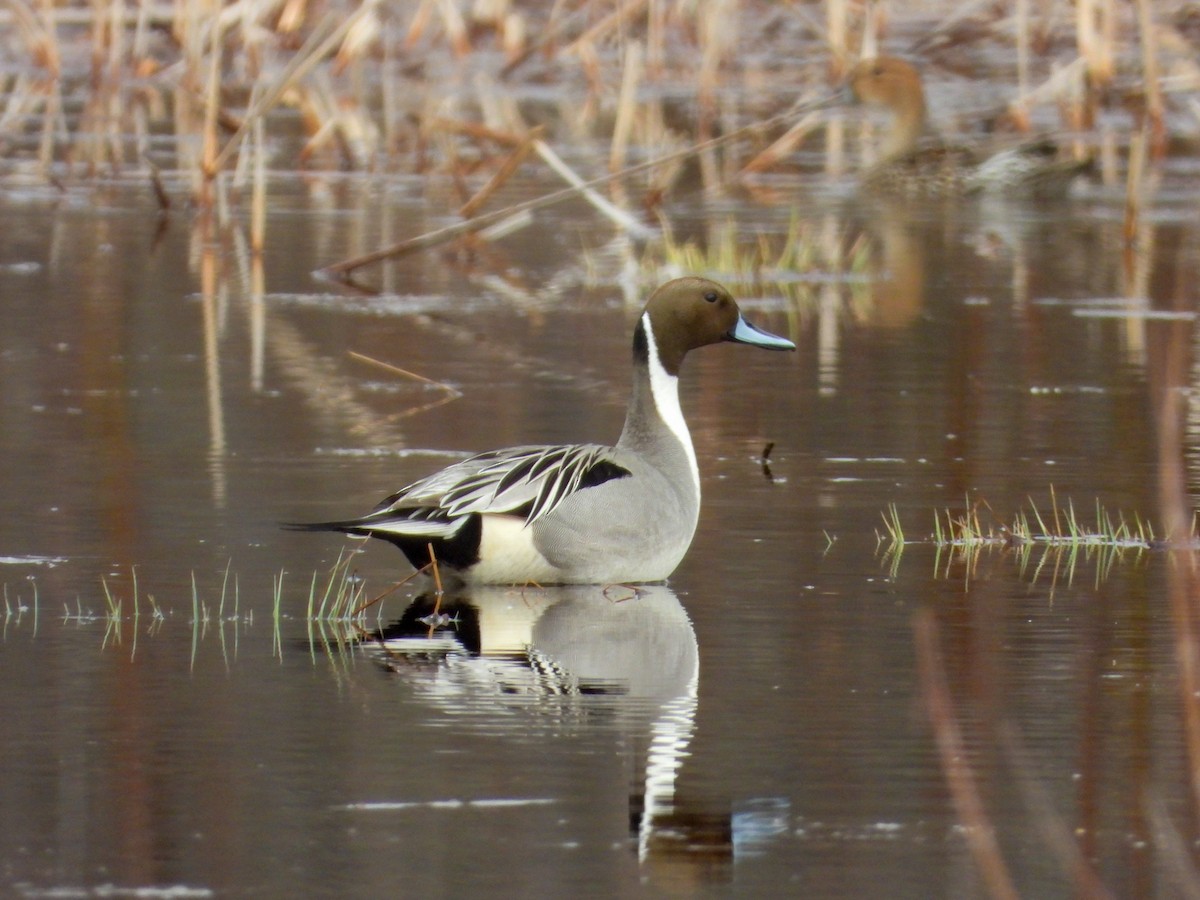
[473,71,525,135]
[1053,58,1091,134]
[1134,0,1166,156]
[740,110,822,174]
[426,543,444,599]
[249,251,265,392]
[379,16,401,157]
[404,0,434,48]
[198,8,223,204]
[200,228,228,507]
[251,114,266,254]
[296,103,339,167]
[859,0,881,62]
[471,0,524,60]
[431,116,528,147]
[437,0,470,56]
[574,38,603,117]
[500,10,525,61]
[826,0,848,75]
[7,0,61,76]
[824,113,845,177]
[694,0,728,193]
[913,609,1019,900]
[609,40,642,175]
[106,0,125,83]
[351,565,431,617]
[475,209,533,242]
[1123,126,1147,252]
[88,0,106,86]
[209,8,374,175]
[645,0,664,78]
[457,125,543,218]
[561,0,648,56]
[277,0,307,34]
[1076,0,1115,90]
[533,139,654,238]
[1015,0,1029,101]
[348,349,465,420]
[334,0,380,75]
[496,0,577,79]
[37,81,63,177]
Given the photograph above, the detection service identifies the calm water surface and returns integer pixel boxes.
[2,161,1200,898]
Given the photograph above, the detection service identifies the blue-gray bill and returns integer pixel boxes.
[725,315,796,351]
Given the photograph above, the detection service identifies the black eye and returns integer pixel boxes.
[704,291,718,303]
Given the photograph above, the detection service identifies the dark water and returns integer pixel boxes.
[2,158,1199,898]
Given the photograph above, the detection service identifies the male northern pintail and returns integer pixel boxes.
[846,56,1091,198]
[289,277,795,584]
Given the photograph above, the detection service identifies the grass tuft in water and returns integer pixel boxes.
[643,215,872,308]
[883,489,1194,587]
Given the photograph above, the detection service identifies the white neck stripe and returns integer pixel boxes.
[642,312,700,492]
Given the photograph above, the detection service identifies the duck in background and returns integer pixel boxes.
[845,55,1092,199]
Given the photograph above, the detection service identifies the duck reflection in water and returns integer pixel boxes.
[360,584,733,882]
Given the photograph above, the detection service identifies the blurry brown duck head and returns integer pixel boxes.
[847,56,929,161]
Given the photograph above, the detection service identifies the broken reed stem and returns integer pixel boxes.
[913,609,1019,900]
[349,563,431,616]
[347,350,462,398]
[532,138,655,238]
[458,125,544,218]
[319,93,834,278]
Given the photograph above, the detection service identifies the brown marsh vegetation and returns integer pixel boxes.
[2,0,1197,262]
